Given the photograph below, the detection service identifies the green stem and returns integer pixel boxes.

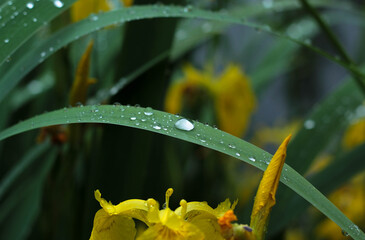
[299,0,365,95]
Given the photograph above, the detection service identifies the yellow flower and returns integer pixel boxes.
[165,64,256,137]
[138,188,205,240]
[71,0,113,22]
[342,118,365,150]
[252,120,301,148]
[69,41,96,106]
[90,190,151,240]
[315,173,365,240]
[250,135,291,239]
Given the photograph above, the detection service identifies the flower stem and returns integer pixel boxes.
[299,0,365,95]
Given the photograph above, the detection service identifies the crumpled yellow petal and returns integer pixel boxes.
[69,41,96,106]
[250,135,291,239]
[90,209,136,240]
[71,0,113,22]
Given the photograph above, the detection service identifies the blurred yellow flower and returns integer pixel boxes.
[122,0,134,7]
[342,118,365,150]
[315,173,365,240]
[71,0,113,22]
[71,0,133,22]
[252,120,300,148]
[69,41,96,106]
[165,64,256,137]
[314,117,365,239]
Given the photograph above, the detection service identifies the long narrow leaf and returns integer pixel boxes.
[0,105,363,239]
[0,4,361,103]
[0,0,76,65]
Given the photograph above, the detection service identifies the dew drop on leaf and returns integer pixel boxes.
[53,0,64,8]
[174,118,194,131]
[26,2,34,9]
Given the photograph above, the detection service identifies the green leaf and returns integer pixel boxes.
[1,4,360,103]
[0,105,364,239]
[287,80,363,175]
[0,142,50,200]
[269,80,363,234]
[270,143,365,235]
[0,0,77,65]
[0,145,57,240]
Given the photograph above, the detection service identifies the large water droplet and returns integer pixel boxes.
[304,119,315,129]
[53,0,64,8]
[130,117,136,121]
[144,111,153,116]
[26,2,34,9]
[175,119,194,131]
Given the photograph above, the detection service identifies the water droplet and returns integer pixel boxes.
[235,153,241,157]
[262,0,273,8]
[40,51,46,57]
[90,14,98,21]
[153,125,161,130]
[26,2,34,9]
[53,0,64,8]
[32,17,37,22]
[144,111,153,116]
[249,157,256,162]
[228,144,236,149]
[175,118,194,131]
[4,38,9,43]
[304,119,315,129]
[130,117,136,121]
[341,229,349,237]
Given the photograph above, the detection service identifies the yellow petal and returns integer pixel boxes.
[137,222,204,240]
[69,41,96,106]
[71,0,112,22]
[90,209,136,240]
[342,118,365,150]
[94,190,151,225]
[250,134,291,239]
[213,64,256,137]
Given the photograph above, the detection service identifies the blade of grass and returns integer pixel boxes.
[0,142,50,200]
[1,4,364,103]
[287,80,362,175]
[270,143,365,235]
[299,0,365,94]
[0,105,363,239]
[0,0,77,65]
[0,146,57,240]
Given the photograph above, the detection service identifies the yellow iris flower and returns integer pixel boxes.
[165,64,256,137]
[71,0,133,22]
[90,136,291,240]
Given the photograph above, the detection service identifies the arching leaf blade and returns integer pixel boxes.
[0,105,363,239]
